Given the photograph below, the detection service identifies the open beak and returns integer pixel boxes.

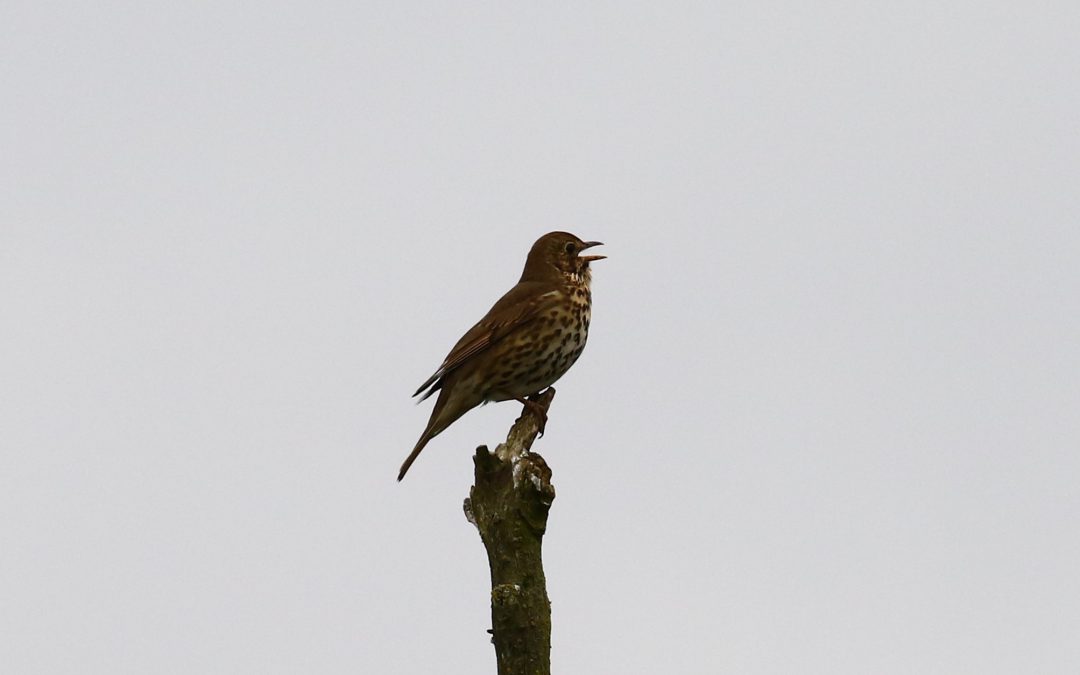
[579,240,606,263]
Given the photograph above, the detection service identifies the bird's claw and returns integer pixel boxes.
[517,397,549,436]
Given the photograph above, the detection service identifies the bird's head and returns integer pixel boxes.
[521,231,605,282]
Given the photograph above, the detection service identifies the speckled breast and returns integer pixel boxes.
[533,275,591,390]
[487,270,593,401]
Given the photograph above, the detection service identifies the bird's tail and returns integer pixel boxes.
[397,384,464,479]
[398,386,473,481]
[398,428,436,481]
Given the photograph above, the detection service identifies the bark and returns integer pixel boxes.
[463,388,557,675]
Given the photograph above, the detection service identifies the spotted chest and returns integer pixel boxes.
[528,270,592,383]
[482,270,594,400]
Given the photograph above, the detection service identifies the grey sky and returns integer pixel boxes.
[3,2,1078,673]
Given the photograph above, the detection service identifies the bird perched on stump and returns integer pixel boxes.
[398,231,604,481]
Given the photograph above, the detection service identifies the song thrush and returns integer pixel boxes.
[398,231,604,481]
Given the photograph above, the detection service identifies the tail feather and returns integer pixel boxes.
[397,432,434,481]
[398,384,476,481]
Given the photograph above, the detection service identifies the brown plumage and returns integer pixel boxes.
[398,231,604,481]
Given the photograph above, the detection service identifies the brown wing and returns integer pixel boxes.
[413,280,560,401]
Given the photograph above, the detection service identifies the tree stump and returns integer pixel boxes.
[463,388,557,675]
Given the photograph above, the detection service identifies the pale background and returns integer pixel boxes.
[3,2,1078,673]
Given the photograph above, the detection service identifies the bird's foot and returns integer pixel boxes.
[515,396,549,436]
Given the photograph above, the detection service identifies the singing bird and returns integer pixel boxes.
[398,231,604,481]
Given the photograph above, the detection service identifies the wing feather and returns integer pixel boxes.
[413,282,560,400]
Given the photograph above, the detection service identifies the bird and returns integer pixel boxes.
[398,231,604,481]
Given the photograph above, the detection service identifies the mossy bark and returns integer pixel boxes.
[463,389,556,675]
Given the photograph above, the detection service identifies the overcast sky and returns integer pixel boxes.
[3,2,1079,673]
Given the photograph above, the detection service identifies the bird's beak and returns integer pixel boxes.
[579,241,606,263]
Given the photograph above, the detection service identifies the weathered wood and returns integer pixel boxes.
[463,389,557,675]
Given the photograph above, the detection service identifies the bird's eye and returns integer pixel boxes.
[564,242,576,254]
